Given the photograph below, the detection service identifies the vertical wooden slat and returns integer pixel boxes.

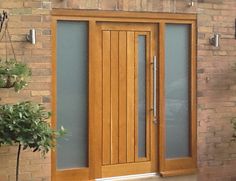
[111,31,119,164]
[127,31,135,163]
[118,31,127,164]
[102,31,111,165]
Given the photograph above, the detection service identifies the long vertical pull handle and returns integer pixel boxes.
[153,56,157,124]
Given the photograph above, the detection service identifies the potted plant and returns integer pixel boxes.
[0,59,31,92]
[0,101,66,181]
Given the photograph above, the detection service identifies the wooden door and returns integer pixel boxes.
[52,10,197,180]
[97,23,158,178]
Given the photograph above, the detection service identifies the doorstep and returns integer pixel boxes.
[96,173,197,181]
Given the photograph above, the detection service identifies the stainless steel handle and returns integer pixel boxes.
[153,56,157,124]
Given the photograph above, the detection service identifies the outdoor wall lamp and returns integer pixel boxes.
[26,29,36,44]
[188,0,194,7]
[209,33,220,47]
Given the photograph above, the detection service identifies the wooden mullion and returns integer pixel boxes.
[102,30,111,166]
[158,22,166,174]
[89,20,102,179]
[51,17,57,181]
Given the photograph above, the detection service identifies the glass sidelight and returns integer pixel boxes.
[56,21,88,169]
[165,24,191,158]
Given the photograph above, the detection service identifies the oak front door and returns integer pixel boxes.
[52,10,197,181]
[97,23,158,178]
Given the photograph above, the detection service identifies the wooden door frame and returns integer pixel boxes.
[51,9,197,180]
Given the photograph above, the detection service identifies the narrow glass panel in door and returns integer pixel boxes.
[137,35,147,158]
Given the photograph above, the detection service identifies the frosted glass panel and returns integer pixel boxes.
[56,21,88,169]
[165,24,190,158]
[138,35,146,158]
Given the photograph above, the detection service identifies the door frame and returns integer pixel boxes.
[51,9,197,181]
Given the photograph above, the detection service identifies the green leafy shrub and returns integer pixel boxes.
[0,101,66,181]
[0,59,31,92]
[0,101,65,154]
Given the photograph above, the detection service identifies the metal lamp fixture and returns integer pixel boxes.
[188,0,194,7]
[26,29,36,44]
[209,33,220,47]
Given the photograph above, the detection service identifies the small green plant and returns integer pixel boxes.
[0,59,31,92]
[0,101,66,181]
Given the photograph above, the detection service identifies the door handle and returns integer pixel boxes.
[153,56,157,124]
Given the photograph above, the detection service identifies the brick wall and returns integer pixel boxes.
[197,1,236,181]
[0,1,52,181]
[0,0,235,181]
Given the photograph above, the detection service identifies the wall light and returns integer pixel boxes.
[26,29,36,44]
[209,33,220,48]
[188,0,194,7]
